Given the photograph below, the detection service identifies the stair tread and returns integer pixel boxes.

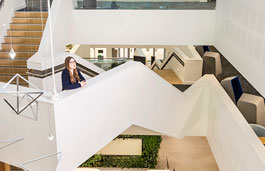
[0,58,30,60]
[11,23,45,25]
[0,51,35,53]
[5,36,41,39]
[0,51,37,53]
[8,29,43,32]
[0,50,35,53]
[6,36,42,38]
[2,43,40,45]
[7,30,43,32]
[5,37,42,38]
[0,74,28,77]
[0,60,27,62]
[15,11,48,13]
[0,66,27,68]
[0,57,28,61]
[12,17,47,19]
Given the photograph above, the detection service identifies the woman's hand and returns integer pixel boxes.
[80,81,86,87]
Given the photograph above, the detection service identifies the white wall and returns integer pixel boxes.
[29,72,65,93]
[205,77,265,171]
[2,62,265,170]
[176,75,265,171]
[71,44,91,58]
[53,62,265,171]
[54,62,188,171]
[0,0,26,47]
[28,0,215,69]
[34,0,73,60]
[215,0,265,97]
[0,84,58,171]
[14,0,26,9]
[71,10,215,46]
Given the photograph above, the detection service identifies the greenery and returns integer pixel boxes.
[80,135,162,169]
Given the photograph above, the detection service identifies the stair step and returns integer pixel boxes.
[10,24,45,31]
[0,59,27,67]
[12,18,47,24]
[14,11,48,18]
[7,30,43,37]
[4,36,41,44]
[0,67,28,74]
[0,52,35,59]
[1,44,39,52]
[0,161,4,168]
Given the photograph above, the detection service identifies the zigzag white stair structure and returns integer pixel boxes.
[0,62,265,170]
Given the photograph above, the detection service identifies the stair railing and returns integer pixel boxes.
[166,156,176,171]
[0,0,5,10]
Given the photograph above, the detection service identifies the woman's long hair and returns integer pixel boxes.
[65,57,80,84]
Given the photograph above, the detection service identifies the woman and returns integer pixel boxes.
[61,57,86,90]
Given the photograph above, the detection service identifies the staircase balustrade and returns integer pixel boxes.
[0,0,5,10]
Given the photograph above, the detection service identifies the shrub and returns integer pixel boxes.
[80,135,162,169]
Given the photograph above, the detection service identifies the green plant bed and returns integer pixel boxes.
[80,135,162,169]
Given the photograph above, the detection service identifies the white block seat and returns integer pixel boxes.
[238,94,265,126]
[221,76,243,104]
[221,76,265,125]
[202,51,222,78]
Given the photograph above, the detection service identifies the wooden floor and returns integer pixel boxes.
[0,162,10,171]
[153,69,183,85]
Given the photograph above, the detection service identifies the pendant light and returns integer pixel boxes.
[8,29,16,59]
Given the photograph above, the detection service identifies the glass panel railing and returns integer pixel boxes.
[24,0,53,11]
[87,58,132,70]
[73,0,216,10]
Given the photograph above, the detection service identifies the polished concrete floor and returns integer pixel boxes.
[157,136,219,171]
[76,136,219,171]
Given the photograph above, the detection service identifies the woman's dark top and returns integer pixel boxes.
[61,68,85,90]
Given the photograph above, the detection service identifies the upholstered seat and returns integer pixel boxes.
[221,76,243,104]
[202,51,222,77]
[238,94,265,126]
[221,76,265,126]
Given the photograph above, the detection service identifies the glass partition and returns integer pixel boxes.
[73,0,216,10]
[87,58,132,70]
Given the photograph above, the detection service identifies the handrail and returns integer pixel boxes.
[166,156,170,169]
[86,57,133,62]
[0,0,5,10]
[151,52,183,70]
[73,0,216,10]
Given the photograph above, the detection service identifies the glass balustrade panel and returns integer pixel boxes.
[73,0,216,10]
